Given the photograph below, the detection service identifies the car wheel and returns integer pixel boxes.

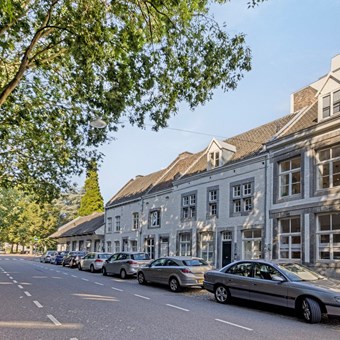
[137,272,146,285]
[102,267,107,276]
[120,269,127,279]
[90,265,95,273]
[214,285,230,304]
[78,263,82,271]
[300,297,322,323]
[169,277,181,292]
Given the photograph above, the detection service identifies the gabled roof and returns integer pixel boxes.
[107,107,317,208]
[49,212,104,239]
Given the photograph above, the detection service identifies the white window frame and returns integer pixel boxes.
[209,151,220,168]
[133,212,139,230]
[321,88,340,119]
[107,217,112,233]
[200,232,214,263]
[182,193,196,220]
[106,241,112,252]
[115,216,121,232]
[149,209,160,228]
[179,233,192,256]
[316,144,340,190]
[278,217,301,260]
[317,213,340,261]
[231,181,253,215]
[279,157,301,198]
[242,229,262,259]
[114,240,120,253]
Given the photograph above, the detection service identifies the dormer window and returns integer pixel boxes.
[321,89,340,119]
[209,151,220,168]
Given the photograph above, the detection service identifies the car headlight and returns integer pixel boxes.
[334,296,340,303]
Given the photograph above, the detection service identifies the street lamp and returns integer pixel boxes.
[90,118,107,129]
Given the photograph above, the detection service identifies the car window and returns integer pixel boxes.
[118,254,128,260]
[131,253,150,260]
[278,263,323,281]
[165,260,178,266]
[151,259,166,267]
[183,259,208,266]
[98,254,111,259]
[227,262,252,277]
[253,263,283,280]
[109,254,119,262]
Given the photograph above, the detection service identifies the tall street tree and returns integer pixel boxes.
[0,0,265,201]
[78,162,104,216]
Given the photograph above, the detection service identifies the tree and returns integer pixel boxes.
[0,0,265,201]
[78,162,104,216]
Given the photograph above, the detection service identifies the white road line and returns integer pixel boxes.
[24,291,31,297]
[9,276,13,279]
[71,275,77,278]
[215,319,253,331]
[17,285,23,289]
[134,294,150,300]
[33,300,43,308]
[112,287,123,292]
[13,280,17,283]
[6,273,9,276]
[94,282,104,286]
[81,278,89,281]
[166,304,189,312]
[47,314,62,326]
[63,273,69,275]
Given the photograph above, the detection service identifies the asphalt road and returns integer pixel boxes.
[0,255,339,340]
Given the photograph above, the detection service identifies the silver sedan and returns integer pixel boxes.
[203,260,340,323]
[137,256,213,292]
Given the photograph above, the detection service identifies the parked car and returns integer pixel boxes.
[203,260,340,324]
[137,256,212,292]
[50,251,69,265]
[102,252,151,279]
[78,252,112,272]
[40,250,56,263]
[62,251,87,268]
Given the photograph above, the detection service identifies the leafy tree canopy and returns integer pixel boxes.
[0,0,265,202]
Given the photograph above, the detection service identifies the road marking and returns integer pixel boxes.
[17,285,23,289]
[81,278,89,281]
[112,287,123,292]
[215,319,253,331]
[134,294,150,300]
[71,275,77,278]
[33,300,43,308]
[166,304,189,312]
[47,314,62,326]
[24,291,31,297]
[9,276,13,279]
[94,282,104,286]
[13,280,17,283]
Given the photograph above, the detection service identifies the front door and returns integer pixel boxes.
[222,241,232,267]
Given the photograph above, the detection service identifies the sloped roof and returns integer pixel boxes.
[49,212,104,239]
[107,108,316,208]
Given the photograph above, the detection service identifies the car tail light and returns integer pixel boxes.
[95,259,103,263]
[127,260,138,265]
[181,268,192,274]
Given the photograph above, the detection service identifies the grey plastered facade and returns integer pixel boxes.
[104,55,340,278]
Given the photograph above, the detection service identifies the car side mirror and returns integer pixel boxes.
[272,275,285,282]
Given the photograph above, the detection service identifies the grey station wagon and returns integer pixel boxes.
[203,260,340,323]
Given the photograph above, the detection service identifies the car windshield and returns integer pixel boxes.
[183,259,208,266]
[131,253,150,260]
[278,263,324,282]
[98,254,111,259]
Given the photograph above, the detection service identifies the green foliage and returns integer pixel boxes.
[0,0,258,201]
[78,162,104,216]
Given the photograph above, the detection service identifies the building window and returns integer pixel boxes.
[115,216,121,232]
[243,229,262,259]
[107,217,112,233]
[179,232,191,256]
[209,151,220,168]
[182,193,196,220]
[279,157,301,197]
[231,179,254,216]
[207,188,218,218]
[133,212,139,230]
[159,236,169,257]
[316,144,340,189]
[145,237,155,259]
[149,209,160,228]
[130,240,137,252]
[106,241,112,252]
[279,217,301,260]
[321,89,340,118]
[122,238,128,251]
[114,241,120,253]
[317,213,340,260]
[200,232,214,263]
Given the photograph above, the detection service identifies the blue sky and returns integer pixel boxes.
[78,0,340,203]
